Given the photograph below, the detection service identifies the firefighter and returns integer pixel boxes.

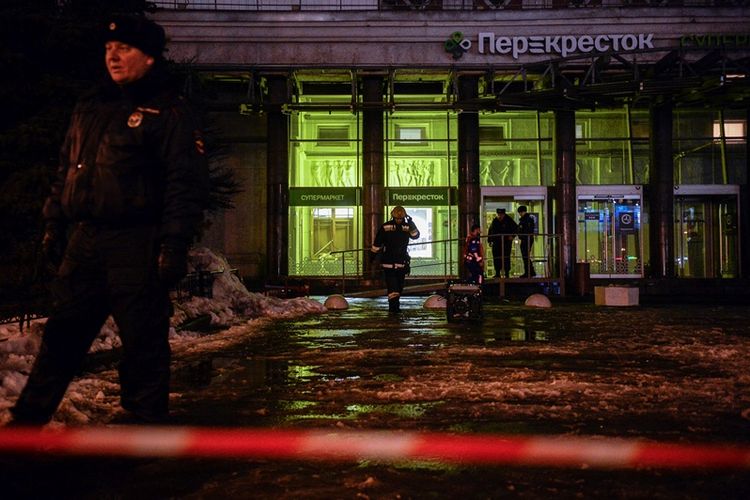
[371,206,420,313]
[10,16,209,425]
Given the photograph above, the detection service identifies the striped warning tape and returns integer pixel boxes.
[1,426,749,469]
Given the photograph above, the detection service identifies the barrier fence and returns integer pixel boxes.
[2,426,750,469]
[331,233,563,295]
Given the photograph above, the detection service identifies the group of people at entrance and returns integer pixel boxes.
[464,206,536,285]
[369,204,537,314]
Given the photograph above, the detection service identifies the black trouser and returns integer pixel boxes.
[383,266,407,312]
[11,223,171,424]
[492,239,513,277]
[519,235,535,277]
[464,261,483,284]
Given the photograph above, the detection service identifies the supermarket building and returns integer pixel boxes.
[152,1,750,292]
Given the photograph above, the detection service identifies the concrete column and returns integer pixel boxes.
[265,75,289,278]
[457,76,480,246]
[361,76,385,278]
[740,108,750,278]
[554,109,577,284]
[648,100,675,278]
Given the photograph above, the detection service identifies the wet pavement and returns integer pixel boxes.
[4,297,750,499]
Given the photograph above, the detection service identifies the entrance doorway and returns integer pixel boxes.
[481,187,547,278]
[674,185,739,278]
[577,186,643,278]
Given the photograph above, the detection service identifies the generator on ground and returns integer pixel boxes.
[446,282,482,321]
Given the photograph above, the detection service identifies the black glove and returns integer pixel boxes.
[41,223,66,273]
[158,243,188,288]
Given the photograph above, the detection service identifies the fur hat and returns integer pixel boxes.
[104,16,166,57]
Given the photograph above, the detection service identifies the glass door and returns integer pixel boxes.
[577,187,643,278]
[481,187,547,278]
[674,193,739,278]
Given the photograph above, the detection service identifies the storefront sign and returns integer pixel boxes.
[680,34,750,49]
[289,187,359,206]
[477,32,654,59]
[585,212,600,221]
[446,31,656,60]
[388,188,453,206]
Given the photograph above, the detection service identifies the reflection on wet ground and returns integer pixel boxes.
[6,297,750,498]
[169,297,750,442]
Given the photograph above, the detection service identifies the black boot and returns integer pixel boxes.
[388,298,401,313]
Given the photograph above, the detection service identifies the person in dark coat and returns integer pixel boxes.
[463,223,485,284]
[517,205,536,278]
[487,208,517,278]
[371,206,420,313]
[10,16,209,425]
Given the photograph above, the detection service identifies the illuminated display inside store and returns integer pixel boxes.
[386,110,459,277]
[289,108,362,276]
[286,99,745,279]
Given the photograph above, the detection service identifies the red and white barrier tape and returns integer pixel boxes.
[1,427,749,469]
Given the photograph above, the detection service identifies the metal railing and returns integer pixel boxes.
[330,232,564,295]
[153,0,745,11]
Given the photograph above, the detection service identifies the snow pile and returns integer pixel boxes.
[0,246,326,421]
[177,247,326,323]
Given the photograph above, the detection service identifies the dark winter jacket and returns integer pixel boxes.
[371,217,420,267]
[43,66,209,246]
[518,213,536,242]
[488,215,518,248]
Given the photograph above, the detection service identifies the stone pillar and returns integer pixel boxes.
[648,100,675,278]
[265,75,289,278]
[457,76,480,246]
[741,108,750,278]
[554,109,577,285]
[361,76,385,278]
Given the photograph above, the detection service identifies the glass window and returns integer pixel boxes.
[674,108,747,185]
[386,111,457,188]
[479,111,553,187]
[290,206,361,276]
[289,104,362,276]
[385,109,459,277]
[575,108,633,185]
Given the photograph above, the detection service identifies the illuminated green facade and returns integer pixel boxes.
[288,95,746,280]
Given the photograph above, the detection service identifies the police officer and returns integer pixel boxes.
[517,205,536,278]
[463,223,485,284]
[487,208,517,278]
[10,16,209,425]
[371,206,420,313]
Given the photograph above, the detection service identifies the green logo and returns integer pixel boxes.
[445,31,472,60]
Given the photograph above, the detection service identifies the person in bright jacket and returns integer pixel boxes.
[371,206,420,313]
[10,16,209,425]
[463,223,485,284]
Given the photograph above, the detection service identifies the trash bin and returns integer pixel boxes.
[574,262,591,296]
